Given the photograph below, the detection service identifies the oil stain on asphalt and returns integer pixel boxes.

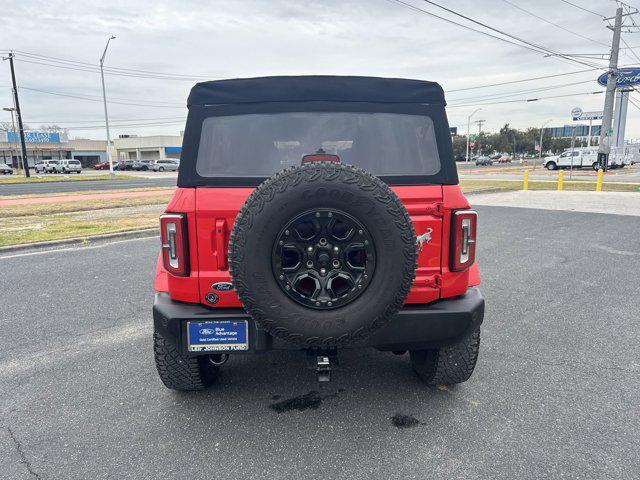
[269,389,344,413]
[391,413,424,429]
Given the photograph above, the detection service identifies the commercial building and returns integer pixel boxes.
[69,139,108,165]
[0,130,74,166]
[111,134,183,161]
[544,124,602,141]
[0,130,183,168]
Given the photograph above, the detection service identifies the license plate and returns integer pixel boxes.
[187,320,249,352]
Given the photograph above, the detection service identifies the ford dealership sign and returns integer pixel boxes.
[597,67,640,87]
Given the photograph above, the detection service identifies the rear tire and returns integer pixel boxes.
[592,162,600,171]
[153,331,219,391]
[410,326,480,385]
[159,166,165,172]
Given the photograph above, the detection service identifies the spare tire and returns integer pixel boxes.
[228,162,417,347]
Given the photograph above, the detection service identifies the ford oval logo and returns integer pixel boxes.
[199,328,216,335]
[211,282,234,292]
[598,67,640,87]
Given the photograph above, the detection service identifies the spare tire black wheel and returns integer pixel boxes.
[229,162,417,348]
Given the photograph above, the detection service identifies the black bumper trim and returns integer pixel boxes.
[153,288,484,354]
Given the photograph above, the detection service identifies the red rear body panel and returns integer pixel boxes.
[154,184,480,306]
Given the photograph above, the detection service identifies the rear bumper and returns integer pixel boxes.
[153,288,484,354]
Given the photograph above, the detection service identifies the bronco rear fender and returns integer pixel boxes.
[440,185,480,297]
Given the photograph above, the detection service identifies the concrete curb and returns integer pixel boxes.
[0,228,160,255]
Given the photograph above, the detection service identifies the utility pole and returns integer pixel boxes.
[475,119,485,135]
[598,7,623,171]
[466,108,482,162]
[3,53,30,177]
[100,35,116,177]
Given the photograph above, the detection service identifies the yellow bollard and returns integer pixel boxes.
[596,169,604,191]
[557,170,564,191]
[523,170,529,190]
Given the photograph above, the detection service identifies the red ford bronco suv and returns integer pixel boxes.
[153,76,483,390]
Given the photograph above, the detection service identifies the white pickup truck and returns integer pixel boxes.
[543,147,626,170]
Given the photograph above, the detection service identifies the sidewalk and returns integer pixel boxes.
[0,188,174,207]
[469,190,640,217]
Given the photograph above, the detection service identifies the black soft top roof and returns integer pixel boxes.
[187,76,445,107]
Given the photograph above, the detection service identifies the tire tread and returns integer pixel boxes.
[153,332,217,391]
[410,327,481,385]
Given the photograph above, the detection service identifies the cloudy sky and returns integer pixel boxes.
[2,0,639,140]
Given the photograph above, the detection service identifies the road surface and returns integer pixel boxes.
[1,205,639,479]
[0,176,176,196]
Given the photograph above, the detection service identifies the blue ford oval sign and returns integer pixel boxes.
[598,67,640,87]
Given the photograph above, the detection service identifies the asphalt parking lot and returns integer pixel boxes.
[1,204,639,479]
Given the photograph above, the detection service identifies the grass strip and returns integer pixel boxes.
[0,173,138,184]
[460,179,640,193]
[0,194,173,218]
[0,212,160,247]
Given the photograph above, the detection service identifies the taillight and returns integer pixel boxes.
[160,213,189,276]
[450,210,477,272]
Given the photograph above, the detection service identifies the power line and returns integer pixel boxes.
[558,0,606,19]
[627,95,640,111]
[12,50,214,78]
[447,68,600,92]
[16,86,183,106]
[448,79,595,104]
[448,90,604,108]
[24,116,186,124]
[621,36,640,63]
[13,85,185,108]
[500,0,609,47]
[10,50,224,80]
[419,0,606,69]
[67,120,186,130]
[383,0,603,69]
[12,57,217,81]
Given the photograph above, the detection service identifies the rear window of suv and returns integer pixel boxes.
[195,112,441,178]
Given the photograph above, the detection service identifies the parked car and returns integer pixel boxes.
[94,161,111,170]
[152,76,483,391]
[152,159,179,172]
[115,160,136,171]
[475,155,493,166]
[489,153,501,160]
[0,163,14,175]
[54,159,82,174]
[497,155,512,163]
[34,159,60,173]
[133,160,155,171]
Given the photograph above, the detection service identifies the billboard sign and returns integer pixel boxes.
[7,131,61,143]
[573,111,603,121]
[597,67,640,87]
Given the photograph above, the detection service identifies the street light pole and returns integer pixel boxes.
[3,107,18,170]
[466,108,482,162]
[535,119,551,170]
[100,35,116,177]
